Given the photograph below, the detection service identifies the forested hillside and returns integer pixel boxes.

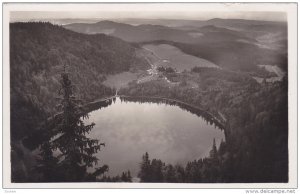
[10,22,147,140]
[120,68,288,182]
[9,22,288,183]
[138,40,287,73]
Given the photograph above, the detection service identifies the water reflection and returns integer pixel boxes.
[85,97,225,177]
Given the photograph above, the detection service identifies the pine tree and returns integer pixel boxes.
[51,69,105,182]
[218,139,226,156]
[121,172,127,182]
[138,152,151,182]
[86,164,109,181]
[35,142,61,182]
[164,164,177,182]
[207,138,220,182]
[127,170,132,182]
[151,159,164,182]
[209,138,218,159]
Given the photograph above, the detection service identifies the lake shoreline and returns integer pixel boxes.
[85,95,225,176]
[33,93,227,152]
[83,94,227,134]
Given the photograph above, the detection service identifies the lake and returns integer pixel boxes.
[85,97,225,178]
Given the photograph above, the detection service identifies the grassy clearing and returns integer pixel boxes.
[142,44,218,71]
[103,72,140,89]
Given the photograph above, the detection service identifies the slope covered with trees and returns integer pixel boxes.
[10,22,147,140]
[138,40,287,73]
[10,22,147,181]
[138,139,226,183]
[120,67,288,182]
[17,69,132,182]
[35,71,106,182]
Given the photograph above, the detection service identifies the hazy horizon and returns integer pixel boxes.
[10,11,287,23]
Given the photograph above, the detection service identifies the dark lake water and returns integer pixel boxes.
[85,97,225,178]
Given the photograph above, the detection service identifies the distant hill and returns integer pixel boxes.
[192,25,255,42]
[119,18,287,31]
[64,19,287,73]
[63,20,200,43]
[140,39,287,73]
[64,20,268,44]
[205,18,286,29]
[63,19,286,50]
[178,18,287,48]
[10,22,147,140]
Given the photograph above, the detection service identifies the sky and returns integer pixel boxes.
[10,10,286,22]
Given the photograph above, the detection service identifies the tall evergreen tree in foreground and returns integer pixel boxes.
[35,142,61,182]
[50,67,105,182]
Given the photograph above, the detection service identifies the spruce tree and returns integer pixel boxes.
[207,138,220,182]
[121,172,127,182]
[218,139,226,156]
[52,69,104,181]
[35,142,61,182]
[151,159,164,182]
[164,164,177,182]
[138,152,151,182]
[209,138,218,159]
[127,170,132,182]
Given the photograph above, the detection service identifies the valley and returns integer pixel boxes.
[9,18,288,183]
[142,44,219,71]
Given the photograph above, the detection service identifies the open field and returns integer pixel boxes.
[142,44,219,72]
